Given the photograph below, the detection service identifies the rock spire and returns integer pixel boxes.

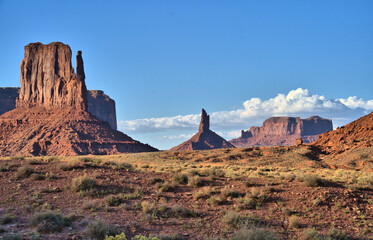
[199,108,210,132]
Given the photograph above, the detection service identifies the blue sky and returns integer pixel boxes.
[1,0,373,149]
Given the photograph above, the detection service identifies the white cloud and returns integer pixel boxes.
[118,88,373,134]
[160,133,194,141]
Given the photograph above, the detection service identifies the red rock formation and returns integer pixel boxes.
[230,116,333,147]
[0,88,118,130]
[0,42,157,156]
[171,109,235,151]
[87,90,117,129]
[16,42,87,110]
[313,112,373,154]
[0,88,18,115]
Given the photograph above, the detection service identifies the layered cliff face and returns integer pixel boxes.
[171,109,235,151]
[0,88,18,115]
[0,88,117,130]
[87,90,117,129]
[230,116,333,147]
[0,42,157,156]
[16,42,87,110]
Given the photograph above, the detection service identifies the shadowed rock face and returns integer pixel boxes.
[171,109,235,151]
[0,42,157,156]
[230,116,333,147]
[0,88,117,130]
[16,42,88,110]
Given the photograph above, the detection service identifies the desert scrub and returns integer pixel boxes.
[298,174,325,187]
[1,214,17,224]
[206,166,225,177]
[289,215,302,229]
[222,211,246,228]
[30,173,46,180]
[141,201,155,214]
[188,175,203,187]
[132,235,160,240]
[157,181,177,193]
[221,187,244,198]
[299,229,324,240]
[232,226,280,240]
[173,173,188,185]
[29,211,70,233]
[59,159,82,171]
[106,195,123,206]
[104,233,127,240]
[72,175,97,192]
[85,218,120,240]
[168,205,196,218]
[83,200,101,211]
[16,166,34,179]
[208,195,224,206]
[1,234,21,240]
[193,187,211,200]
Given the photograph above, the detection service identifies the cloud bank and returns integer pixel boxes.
[119,88,373,138]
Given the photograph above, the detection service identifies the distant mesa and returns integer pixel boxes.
[0,42,157,156]
[230,116,333,147]
[0,88,117,130]
[171,109,235,151]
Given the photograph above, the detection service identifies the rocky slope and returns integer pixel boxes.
[0,42,157,156]
[313,112,373,155]
[230,116,333,147]
[171,109,235,151]
[0,88,117,130]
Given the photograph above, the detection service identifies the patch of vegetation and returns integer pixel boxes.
[232,226,280,240]
[106,195,124,206]
[59,160,82,171]
[157,181,177,193]
[1,234,21,240]
[1,214,17,224]
[16,166,34,179]
[221,187,244,198]
[222,211,246,228]
[298,174,325,187]
[72,175,97,192]
[30,173,45,180]
[29,211,70,233]
[208,195,224,206]
[289,215,302,229]
[85,219,120,240]
[188,175,203,187]
[173,173,188,185]
[206,167,225,177]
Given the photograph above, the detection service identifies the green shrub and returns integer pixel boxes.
[85,219,120,240]
[1,214,16,224]
[208,195,224,206]
[232,226,279,240]
[104,233,127,240]
[16,166,34,179]
[173,173,188,185]
[117,163,133,171]
[30,173,45,180]
[221,187,243,198]
[207,167,225,177]
[141,201,155,214]
[2,234,21,240]
[222,211,245,228]
[150,177,164,185]
[289,215,302,229]
[281,207,293,216]
[299,229,324,240]
[29,211,69,233]
[188,175,203,187]
[132,235,160,240]
[169,205,196,218]
[300,174,325,187]
[158,181,177,192]
[106,195,123,206]
[72,175,97,192]
[327,228,349,240]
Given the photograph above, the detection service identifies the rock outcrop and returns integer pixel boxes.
[0,42,157,156]
[0,88,18,115]
[230,116,333,147]
[16,42,87,110]
[171,109,235,151]
[87,90,117,129]
[313,112,373,155]
[0,88,118,130]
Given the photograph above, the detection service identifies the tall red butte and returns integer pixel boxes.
[0,42,157,156]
